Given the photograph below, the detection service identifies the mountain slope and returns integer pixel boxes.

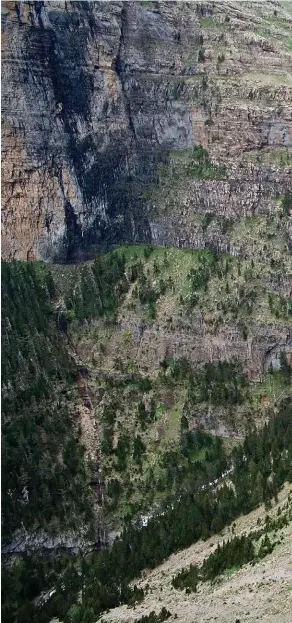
[47,244,291,526]
[1,2,292,622]
[1,261,95,542]
[98,484,292,623]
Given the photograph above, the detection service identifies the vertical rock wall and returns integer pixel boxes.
[1,1,292,261]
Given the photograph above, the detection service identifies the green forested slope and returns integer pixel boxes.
[2,392,292,623]
[46,243,291,527]
[1,261,93,539]
[1,251,291,623]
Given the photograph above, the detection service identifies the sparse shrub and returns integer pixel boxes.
[144,245,154,259]
[281,192,292,217]
[220,217,234,234]
[182,249,222,310]
[242,325,248,341]
[201,212,214,231]
[198,48,205,62]
[268,292,292,320]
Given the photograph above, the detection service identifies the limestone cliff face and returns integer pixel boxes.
[1,0,199,260]
[1,0,292,261]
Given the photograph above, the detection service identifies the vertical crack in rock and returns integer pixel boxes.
[115,4,136,140]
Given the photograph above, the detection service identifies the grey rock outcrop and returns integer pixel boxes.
[1,1,292,261]
[1,1,199,260]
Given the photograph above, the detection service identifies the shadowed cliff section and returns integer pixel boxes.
[1,0,199,261]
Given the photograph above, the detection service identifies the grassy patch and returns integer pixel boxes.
[238,148,292,167]
[240,72,292,86]
[253,372,292,405]
[170,146,225,180]
[113,244,153,261]
[138,1,156,9]
[200,17,225,30]
[163,391,186,444]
